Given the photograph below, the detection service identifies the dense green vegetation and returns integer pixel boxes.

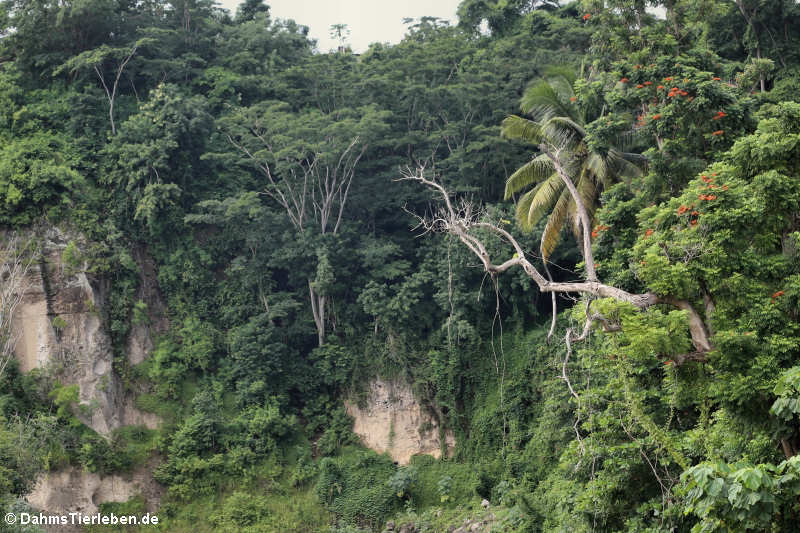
[1,0,800,531]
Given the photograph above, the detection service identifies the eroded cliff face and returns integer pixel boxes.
[10,228,165,516]
[345,378,455,465]
[26,459,163,532]
[12,228,160,434]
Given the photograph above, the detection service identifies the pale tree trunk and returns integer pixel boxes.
[0,235,35,379]
[308,281,326,347]
[228,132,367,347]
[94,45,138,136]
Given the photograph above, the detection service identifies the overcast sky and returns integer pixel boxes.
[217,0,463,53]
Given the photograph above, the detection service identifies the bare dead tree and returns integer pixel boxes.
[0,235,36,379]
[228,132,367,347]
[402,144,714,497]
[400,148,713,362]
[56,41,150,136]
[96,44,139,136]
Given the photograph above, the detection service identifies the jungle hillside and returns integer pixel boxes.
[1,1,800,532]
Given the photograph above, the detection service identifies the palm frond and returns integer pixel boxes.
[568,170,598,239]
[546,116,586,137]
[543,66,578,86]
[504,154,555,198]
[620,150,648,170]
[515,173,563,232]
[520,80,574,121]
[546,75,576,108]
[501,115,544,144]
[584,152,611,187]
[607,149,647,183]
[541,188,571,259]
[542,116,585,152]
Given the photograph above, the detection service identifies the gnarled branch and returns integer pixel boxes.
[400,166,714,359]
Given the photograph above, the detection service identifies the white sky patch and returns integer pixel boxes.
[217,0,462,53]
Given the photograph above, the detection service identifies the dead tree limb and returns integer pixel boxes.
[400,166,714,359]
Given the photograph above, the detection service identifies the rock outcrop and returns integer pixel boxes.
[345,378,455,465]
[9,227,165,519]
[12,228,160,434]
[26,459,163,533]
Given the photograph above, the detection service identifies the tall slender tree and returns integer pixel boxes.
[501,70,645,259]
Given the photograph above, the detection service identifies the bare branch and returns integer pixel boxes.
[401,166,714,357]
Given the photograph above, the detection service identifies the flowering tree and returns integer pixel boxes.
[403,138,714,362]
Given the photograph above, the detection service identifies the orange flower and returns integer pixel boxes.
[652,113,662,120]
[722,185,729,191]
[713,76,721,81]
[657,85,665,90]
[664,77,673,81]
[707,194,717,200]
[690,211,699,216]
[772,290,785,300]
[620,77,629,83]
[690,219,698,226]
[570,96,577,102]
[664,360,673,366]
[582,13,591,20]
[677,205,689,214]
[644,81,653,86]
[636,84,645,88]
[591,230,598,238]
[712,130,724,136]
[644,229,654,238]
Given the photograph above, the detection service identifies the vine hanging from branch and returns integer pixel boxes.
[399,153,713,362]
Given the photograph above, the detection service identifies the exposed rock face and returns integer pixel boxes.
[345,378,455,465]
[126,246,169,367]
[26,461,163,533]
[8,228,165,520]
[12,228,160,434]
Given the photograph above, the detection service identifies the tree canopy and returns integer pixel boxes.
[0,1,799,531]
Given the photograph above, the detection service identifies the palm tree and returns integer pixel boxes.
[501,69,646,259]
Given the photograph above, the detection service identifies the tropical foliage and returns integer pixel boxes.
[0,1,799,532]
